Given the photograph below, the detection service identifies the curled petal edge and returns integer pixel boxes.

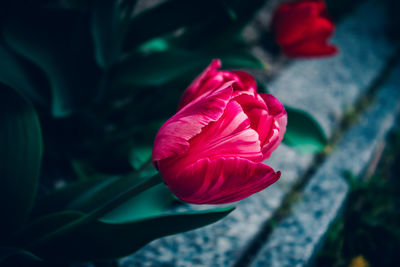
[165,157,281,204]
[152,82,234,162]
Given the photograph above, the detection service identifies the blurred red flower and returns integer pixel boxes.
[152,60,287,204]
[271,0,338,57]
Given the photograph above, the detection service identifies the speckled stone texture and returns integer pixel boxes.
[250,64,400,267]
[120,1,395,266]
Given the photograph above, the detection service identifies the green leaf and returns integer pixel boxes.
[24,207,234,262]
[177,0,266,48]
[283,106,327,153]
[11,211,83,248]
[113,49,204,87]
[31,176,118,218]
[65,0,91,10]
[0,42,46,105]
[91,0,124,69]
[113,48,263,88]
[257,81,269,93]
[129,145,153,170]
[0,247,43,266]
[100,183,174,223]
[3,9,100,117]
[0,85,43,235]
[123,0,224,50]
[138,38,170,53]
[66,172,156,213]
[221,50,265,69]
[222,0,267,32]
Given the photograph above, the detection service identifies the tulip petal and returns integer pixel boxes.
[259,93,287,158]
[283,40,337,57]
[187,71,235,101]
[153,82,233,162]
[307,16,335,40]
[230,71,257,97]
[178,61,259,110]
[272,0,337,58]
[233,94,272,145]
[280,6,337,57]
[178,59,223,109]
[272,2,320,46]
[157,100,264,181]
[232,93,286,159]
[315,0,329,16]
[260,93,286,117]
[167,157,280,204]
[186,100,263,163]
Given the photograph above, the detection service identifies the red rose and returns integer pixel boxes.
[271,0,338,57]
[152,60,287,204]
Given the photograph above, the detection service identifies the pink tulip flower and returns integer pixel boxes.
[271,0,338,57]
[152,59,287,204]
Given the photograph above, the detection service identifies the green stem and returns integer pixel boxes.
[27,173,163,250]
[138,157,153,173]
[88,173,162,219]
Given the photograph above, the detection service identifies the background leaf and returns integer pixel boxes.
[31,176,118,218]
[91,0,127,69]
[0,85,43,236]
[123,0,224,50]
[0,247,43,267]
[0,42,47,106]
[129,145,153,170]
[3,9,100,117]
[112,48,263,88]
[283,106,327,153]
[177,0,266,48]
[66,171,157,213]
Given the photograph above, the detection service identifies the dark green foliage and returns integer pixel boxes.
[0,85,43,237]
[23,207,234,262]
[31,176,118,218]
[325,0,367,20]
[3,8,101,117]
[0,0,329,264]
[91,0,140,69]
[0,247,44,267]
[91,0,127,69]
[176,0,267,49]
[0,41,47,105]
[6,172,233,262]
[113,47,264,88]
[123,0,225,50]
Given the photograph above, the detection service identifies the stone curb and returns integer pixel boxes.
[250,62,400,267]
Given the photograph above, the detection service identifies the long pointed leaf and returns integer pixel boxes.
[0,247,43,266]
[0,85,43,235]
[3,9,100,117]
[0,42,47,106]
[91,0,124,69]
[100,183,175,223]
